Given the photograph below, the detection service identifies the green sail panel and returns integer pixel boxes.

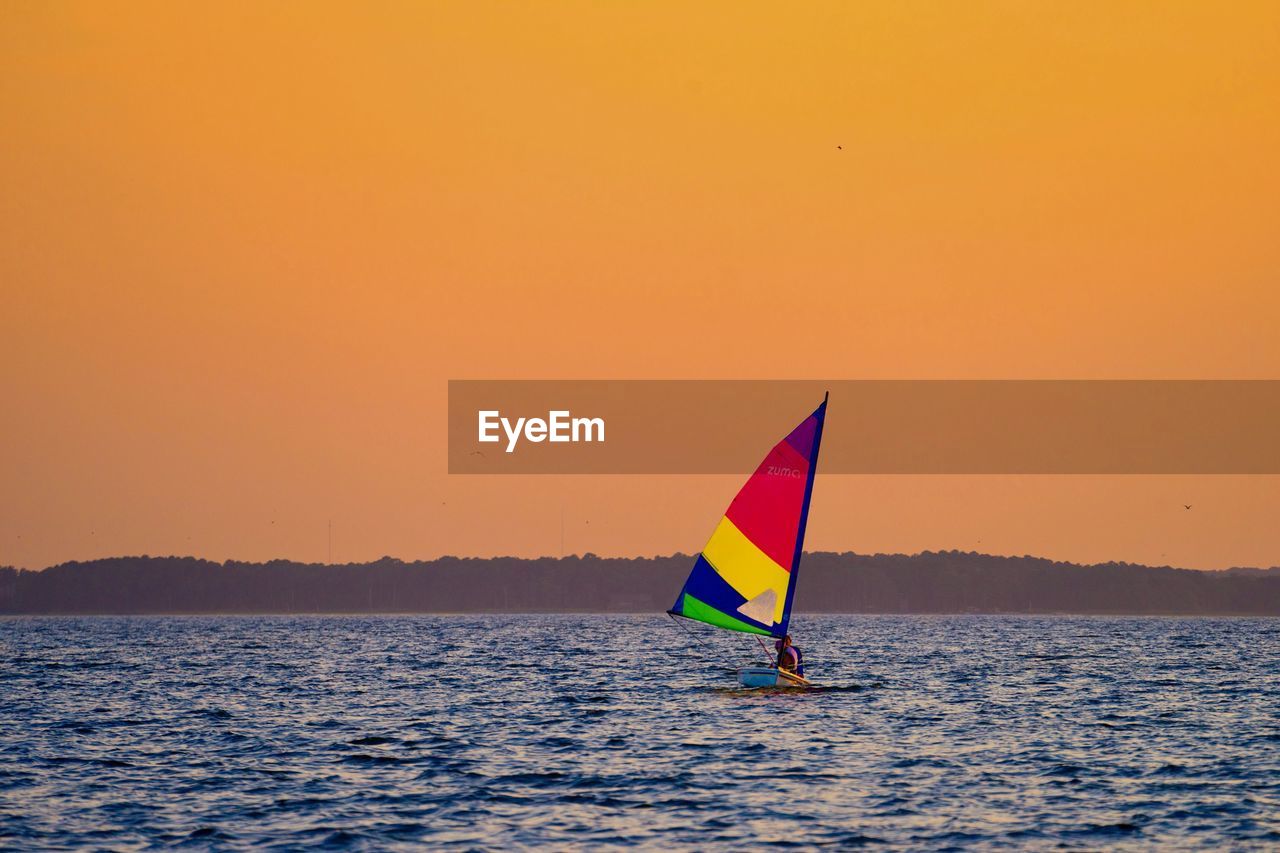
[677,593,774,636]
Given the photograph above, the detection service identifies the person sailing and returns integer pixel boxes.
[775,634,804,677]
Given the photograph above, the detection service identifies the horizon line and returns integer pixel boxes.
[7,550,1279,576]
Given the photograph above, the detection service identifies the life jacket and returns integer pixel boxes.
[778,644,804,676]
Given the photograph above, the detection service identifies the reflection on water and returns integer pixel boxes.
[2,614,1279,848]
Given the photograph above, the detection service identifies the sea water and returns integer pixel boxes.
[2,615,1278,849]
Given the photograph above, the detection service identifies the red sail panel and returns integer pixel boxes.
[724,421,813,571]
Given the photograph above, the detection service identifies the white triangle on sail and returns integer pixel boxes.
[737,589,777,626]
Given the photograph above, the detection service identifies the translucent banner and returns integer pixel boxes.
[447,380,1280,474]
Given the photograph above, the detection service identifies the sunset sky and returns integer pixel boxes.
[3,2,1279,570]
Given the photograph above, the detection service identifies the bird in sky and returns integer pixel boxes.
[1184,504,1192,510]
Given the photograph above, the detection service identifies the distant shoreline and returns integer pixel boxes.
[2,552,1277,616]
[3,611,1278,619]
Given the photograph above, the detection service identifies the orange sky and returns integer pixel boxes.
[3,2,1279,571]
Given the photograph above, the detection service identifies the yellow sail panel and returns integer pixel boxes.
[701,516,790,625]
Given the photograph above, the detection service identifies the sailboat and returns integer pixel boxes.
[668,393,828,688]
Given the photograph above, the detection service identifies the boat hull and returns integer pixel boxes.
[738,666,811,688]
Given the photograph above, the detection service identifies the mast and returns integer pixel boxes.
[780,391,827,637]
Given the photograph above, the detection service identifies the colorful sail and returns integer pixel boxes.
[669,395,828,638]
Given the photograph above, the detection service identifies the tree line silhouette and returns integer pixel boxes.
[1,551,1277,615]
